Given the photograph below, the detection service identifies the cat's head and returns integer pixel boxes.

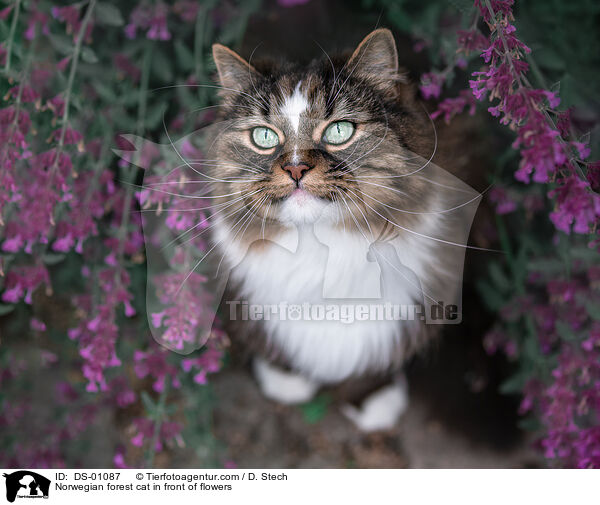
[208,29,436,239]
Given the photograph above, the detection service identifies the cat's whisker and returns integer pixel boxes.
[231,142,266,174]
[328,124,395,173]
[125,177,247,199]
[169,196,256,253]
[412,175,486,195]
[145,175,261,185]
[260,199,273,240]
[312,39,338,103]
[369,246,440,306]
[354,170,480,197]
[204,118,240,157]
[343,104,437,179]
[341,192,462,305]
[247,43,272,112]
[337,110,390,176]
[327,27,382,108]
[152,83,269,111]
[133,159,262,187]
[125,181,247,200]
[159,188,267,251]
[334,188,371,245]
[330,191,345,234]
[237,196,269,249]
[342,188,375,241]
[185,103,255,116]
[330,135,362,172]
[175,236,224,295]
[184,160,262,175]
[175,191,270,294]
[336,192,440,307]
[162,115,261,186]
[351,181,486,215]
[215,195,269,276]
[342,186,501,252]
[167,204,244,253]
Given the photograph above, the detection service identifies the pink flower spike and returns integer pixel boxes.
[193,371,207,385]
[30,318,47,332]
[151,311,166,328]
[130,433,144,447]
[124,300,136,317]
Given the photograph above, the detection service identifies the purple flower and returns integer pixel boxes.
[489,187,517,215]
[30,318,47,332]
[420,72,445,100]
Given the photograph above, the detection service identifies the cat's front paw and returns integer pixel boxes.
[340,377,408,432]
[253,357,319,405]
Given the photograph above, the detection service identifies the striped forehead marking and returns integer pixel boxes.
[280,81,308,134]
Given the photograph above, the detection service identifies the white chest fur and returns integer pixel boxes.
[213,218,428,383]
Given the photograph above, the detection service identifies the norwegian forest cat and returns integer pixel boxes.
[208,29,481,431]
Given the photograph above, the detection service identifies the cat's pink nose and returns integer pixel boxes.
[282,163,311,182]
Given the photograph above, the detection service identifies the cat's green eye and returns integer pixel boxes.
[252,127,279,149]
[323,121,355,145]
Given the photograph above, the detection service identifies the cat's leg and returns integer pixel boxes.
[340,373,408,432]
[253,356,320,405]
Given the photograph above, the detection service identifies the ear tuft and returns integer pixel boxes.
[212,44,261,93]
[346,29,404,88]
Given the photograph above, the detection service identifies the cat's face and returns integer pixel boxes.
[209,29,435,239]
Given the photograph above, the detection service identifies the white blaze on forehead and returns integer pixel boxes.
[280,81,308,134]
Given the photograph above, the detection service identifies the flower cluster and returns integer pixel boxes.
[417,0,600,467]
[0,0,243,468]
[125,2,171,41]
[429,0,599,236]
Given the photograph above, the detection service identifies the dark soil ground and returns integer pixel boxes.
[210,364,540,468]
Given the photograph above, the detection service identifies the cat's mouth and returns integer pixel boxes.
[277,188,330,224]
[288,188,314,203]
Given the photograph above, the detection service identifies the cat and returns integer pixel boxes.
[207,29,481,431]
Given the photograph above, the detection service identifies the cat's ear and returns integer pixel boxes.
[212,44,261,93]
[347,29,406,89]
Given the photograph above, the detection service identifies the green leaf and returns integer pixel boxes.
[174,40,194,72]
[42,253,66,265]
[81,47,98,64]
[476,279,506,311]
[534,48,566,72]
[144,102,168,130]
[518,416,542,432]
[447,0,475,12]
[141,391,157,416]
[570,246,600,262]
[499,373,526,395]
[49,34,74,56]
[584,300,600,321]
[300,394,331,424]
[527,258,564,275]
[95,2,124,26]
[0,304,15,317]
[555,321,577,342]
[488,262,511,293]
[151,49,174,83]
[92,80,116,102]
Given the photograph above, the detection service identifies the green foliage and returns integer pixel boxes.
[300,394,332,424]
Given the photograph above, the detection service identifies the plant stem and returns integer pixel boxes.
[3,0,21,74]
[117,42,153,261]
[194,5,206,103]
[53,0,96,169]
[145,381,169,468]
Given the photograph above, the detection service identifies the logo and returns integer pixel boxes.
[3,471,50,502]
